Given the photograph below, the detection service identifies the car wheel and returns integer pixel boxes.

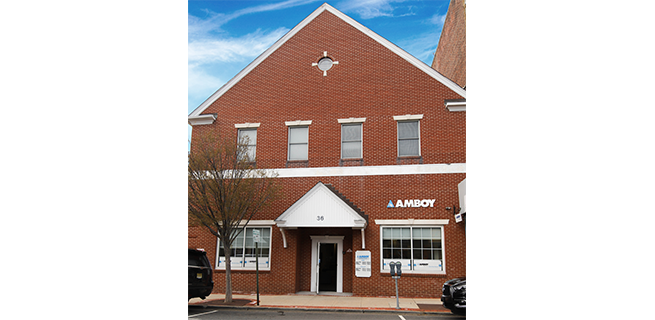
[451,308,466,315]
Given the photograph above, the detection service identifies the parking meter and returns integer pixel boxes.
[390,261,402,309]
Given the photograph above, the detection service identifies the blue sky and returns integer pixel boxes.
[188,0,452,140]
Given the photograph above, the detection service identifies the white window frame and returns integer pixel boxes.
[339,121,363,159]
[338,118,366,160]
[376,219,447,275]
[286,120,312,161]
[393,114,423,157]
[215,223,273,271]
[237,128,257,161]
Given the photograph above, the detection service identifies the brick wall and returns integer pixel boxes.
[190,10,465,167]
[189,9,466,298]
[432,0,466,88]
[190,174,466,298]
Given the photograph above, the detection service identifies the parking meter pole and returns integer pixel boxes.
[395,277,399,309]
[255,242,260,306]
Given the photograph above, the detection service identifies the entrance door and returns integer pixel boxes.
[318,243,337,292]
[310,236,343,293]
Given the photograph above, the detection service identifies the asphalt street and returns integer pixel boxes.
[188,306,465,319]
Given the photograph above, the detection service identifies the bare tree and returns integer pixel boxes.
[188,133,280,303]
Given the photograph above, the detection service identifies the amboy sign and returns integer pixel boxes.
[387,199,436,208]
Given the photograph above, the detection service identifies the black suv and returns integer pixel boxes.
[441,277,466,315]
[188,248,213,300]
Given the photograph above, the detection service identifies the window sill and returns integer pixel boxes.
[339,158,363,166]
[215,268,271,273]
[380,271,447,277]
[286,160,308,168]
[396,156,423,165]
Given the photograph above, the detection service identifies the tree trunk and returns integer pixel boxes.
[223,240,233,303]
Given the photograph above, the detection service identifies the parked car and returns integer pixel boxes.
[441,277,466,315]
[188,248,213,300]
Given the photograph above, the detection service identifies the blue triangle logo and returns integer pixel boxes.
[387,200,394,208]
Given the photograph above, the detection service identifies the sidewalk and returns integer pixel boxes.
[189,292,455,314]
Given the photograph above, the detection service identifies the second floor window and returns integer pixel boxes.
[397,120,420,157]
[238,128,257,161]
[341,123,362,159]
[288,126,308,160]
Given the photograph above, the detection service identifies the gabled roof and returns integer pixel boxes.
[189,3,466,120]
[275,182,367,228]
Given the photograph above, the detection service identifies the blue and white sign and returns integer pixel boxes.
[413,259,442,272]
[355,250,371,277]
[387,199,436,208]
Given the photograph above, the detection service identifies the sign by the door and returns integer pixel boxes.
[355,250,371,278]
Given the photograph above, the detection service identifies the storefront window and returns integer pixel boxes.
[217,227,271,270]
[381,226,443,273]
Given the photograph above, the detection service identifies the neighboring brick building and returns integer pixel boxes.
[432,0,466,88]
[188,3,466,298]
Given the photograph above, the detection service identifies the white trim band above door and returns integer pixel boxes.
[267,163,465,178]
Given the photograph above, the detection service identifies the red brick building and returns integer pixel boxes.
[188,3,466,298]
[432,0,466,88]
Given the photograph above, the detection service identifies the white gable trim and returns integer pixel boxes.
[188,3,465,119]
[446,101,466,112]
[275,182,367,229]
[188,114,217,126]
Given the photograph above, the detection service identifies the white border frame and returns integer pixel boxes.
[215,224,273,271]
[340,122,363,160]
[377,223,447,275]
[395,116,422,158]
[310,235,344,293]
[287,125,309,161]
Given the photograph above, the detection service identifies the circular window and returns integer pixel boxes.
[317,57,333,71]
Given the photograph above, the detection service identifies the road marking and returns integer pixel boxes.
[188,310,217,318]
[398,315,406,320]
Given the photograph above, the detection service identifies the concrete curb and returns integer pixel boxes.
[188,302,463,317]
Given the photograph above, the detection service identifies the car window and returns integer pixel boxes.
[188,253,206,267]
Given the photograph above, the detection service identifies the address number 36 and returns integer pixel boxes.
[316,216,324,221]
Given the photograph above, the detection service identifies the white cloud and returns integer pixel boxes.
[189,27,289,65]
[338,0,413,19]
[189,0,320,39]
[393,9,447,64]
[188,11,228,38]
[397,29,442,64]
[231,0,321,17]
[430,13,446,25]
[188,64,224,111]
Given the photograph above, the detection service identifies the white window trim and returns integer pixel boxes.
[287,125,309,161]
[234,122,261,128]
[377,222,447,275]
[285,120,313,126]
[395,117,421,157]
[237,128,257,161]
[375,219,449,225]
[215,223,273,271]
[337,117,366,124]
[393,114,423,121]
[340,122,363,159]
